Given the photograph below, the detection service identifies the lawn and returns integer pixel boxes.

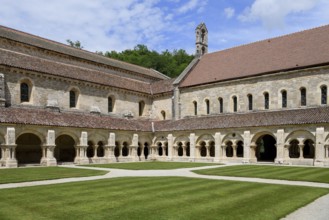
[0,167,107,184]
[193,165,329,183]
[0,177,328,220]
[81,161,221,170]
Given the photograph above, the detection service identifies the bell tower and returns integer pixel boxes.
[195,22,208,57]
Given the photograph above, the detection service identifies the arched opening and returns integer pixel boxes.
[137,142,142,157]
[144,142,149,159]
[205,99,210,115]
[87,141,94,158]
[281,90,287,108]
[97,141,104,157]
[139,101,145,116]
[232,96,237,112]
[247,94,253,111]
[303,139,315,158]
[256,135,277,161]
[16,133,42,164]
[237,141,244,157]
[158,143,163,156]
[289,140,300,158]
[218,97,223,113]
[164,142,168,156]
[186,142,190,157]
[178,142,183,157]
[200,142,207,157]
[114,142,120,157]
[226,141,233,157]
[300,87,307,106]
[209,141,215,157]
[20,82,30,102]
[108,97,114,113]
[55,135,75,163]
[321,85,327,105]
[161,111,166,120]
[264,92,269,109]
[193,101,197,115]
[69,89,78,108]
[122,142,129,157]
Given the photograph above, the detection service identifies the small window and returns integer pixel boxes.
[20,83,29,102]
[218,98,223,113]
[69,90,76,108]
[205,99,210,115]
[108,97,113,112]
[139,101,145,116]
[247,94,253,111]
[232,96,237,112]
[161,111,166,120]
[300,87,306,106]
[321,85,327,105]
[193,101,197,116]
[281,90,287,108]
[264,92,269,109]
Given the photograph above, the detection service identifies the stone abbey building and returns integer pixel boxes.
[0,23,329,167]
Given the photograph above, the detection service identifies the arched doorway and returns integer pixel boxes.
[16,133,42,164]
[114,142,120,158]
[122,142,129,157]
[186,142,190,157]
[200,142,206,157]
[178,142,183,157]
[209,142,215,157]
[158,143,163,156]
[226,141,233,157]
[55,135,76,162]
[97,141,104,157]
[237,141,244,157]
[303,139,315,158]
[256,135,277,161]
[87,141,94,158]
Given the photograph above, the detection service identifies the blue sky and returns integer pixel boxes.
[1,0,328,54]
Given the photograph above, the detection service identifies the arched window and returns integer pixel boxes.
[20,83,29,102]
[193,101,197,116]
[218,97,223,113]
[108,97,113,112]
[321,85,327,105]
[281,90,287,108]
[264,92,269,109]
[300,87,306,106]
[232,96,237,112]
[139,101,145,116]
[205,99,210,115]
[69,90,77,108]
[161,111,166,120]
[247,94,253,111]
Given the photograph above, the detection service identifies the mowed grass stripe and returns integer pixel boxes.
[0,167,107,184]
[82,161,221,170]
[1,177,328,220]
[194,165,329,183]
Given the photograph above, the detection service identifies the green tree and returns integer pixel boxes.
[66,39,83,49]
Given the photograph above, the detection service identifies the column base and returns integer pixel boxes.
[314,160,324,167]
[275,158,285,165]
[242,158,250,164]
[6,159,18,168]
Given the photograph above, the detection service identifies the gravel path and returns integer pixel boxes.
[0,164,328,219]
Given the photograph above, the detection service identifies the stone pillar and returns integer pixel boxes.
[214,132,221,162]
[151,145,157,160]
[314,127,325,166]
[206,142,210,158]
[275,129,285,164]
[298,144,304,159]
[5,127,17,167]
[75,131,89,164]
[232,144,237,158]
[242,131,250,163]
[104,132,116,162]
[189,133,196,162]
[167,134,173,161]
[41,130,57,166]
[130,134,138,161]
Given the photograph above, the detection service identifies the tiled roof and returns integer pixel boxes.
[180,25,329,87]
[0,49,151,94]
[153,107,329,131]
[1,106,328,132]
[151,78,176,94]
[0,25,169,80]
[0,107,152,131]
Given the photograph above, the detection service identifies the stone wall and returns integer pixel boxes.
[179,67,329,118]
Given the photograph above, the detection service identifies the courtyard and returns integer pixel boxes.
[0,162,329,220]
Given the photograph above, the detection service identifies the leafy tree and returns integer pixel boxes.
[66,39,83,49]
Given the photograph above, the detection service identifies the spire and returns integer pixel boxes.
[195,22,208,57]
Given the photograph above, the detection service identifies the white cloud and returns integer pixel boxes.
[224,7,235,19]
[238,0,318,29]
[177,0,207,14]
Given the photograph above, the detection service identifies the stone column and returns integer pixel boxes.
[167,134,173,161]
[75,131,89,164]
[214,132,221,162]
[183,143,187,157]
[298,144,304,159]
[151,145,157,160]
[275,129,285,164]
[314,127,325,166]
[104,132,116,162]
[206,142,210,158]
[232,144,237,158]
[41,130,57,166]
[242,131,250,163]
[189,133,195,162]
[5,127,17,167]
[130,134,139,161]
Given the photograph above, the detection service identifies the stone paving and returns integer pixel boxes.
[0,164,328,219]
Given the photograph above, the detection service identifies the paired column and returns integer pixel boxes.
[40,130,57,166]
[4,127,17,167]
[74,131,89,164]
